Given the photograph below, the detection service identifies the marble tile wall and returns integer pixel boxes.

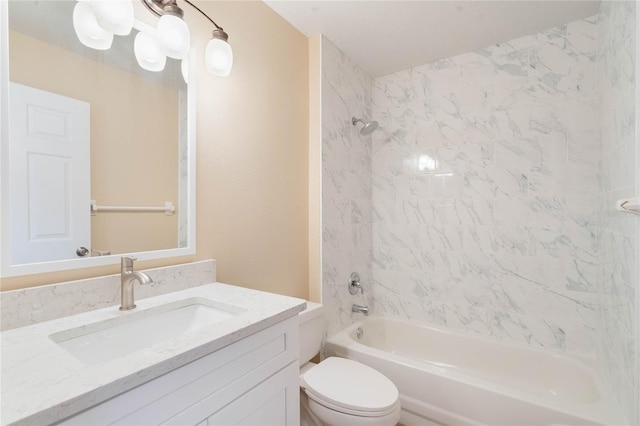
[321,37,374,336]
[596,1,639,423]
[320,5,639,422]
[370,18,600,356]
[0,260,216,330]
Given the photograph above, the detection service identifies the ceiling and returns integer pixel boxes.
[263,0,601,78]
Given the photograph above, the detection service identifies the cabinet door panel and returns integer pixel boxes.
[205,362,300,426]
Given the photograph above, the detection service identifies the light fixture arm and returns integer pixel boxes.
[182,0,223,31]
[142,0,181,18]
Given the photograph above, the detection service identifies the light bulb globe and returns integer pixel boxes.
[205,38,233,77]
[134,31,167,72]
[91,0,134,36]
[73,2,113,50]
[157,14,190,60]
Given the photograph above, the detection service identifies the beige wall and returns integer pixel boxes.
[8,30,179,255]
[2,1,310,300]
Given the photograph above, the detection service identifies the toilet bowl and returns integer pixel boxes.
[298,302,401,426]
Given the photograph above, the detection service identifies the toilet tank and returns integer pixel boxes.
[299,301,325,364]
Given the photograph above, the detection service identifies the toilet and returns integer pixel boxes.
[298,301,401,426]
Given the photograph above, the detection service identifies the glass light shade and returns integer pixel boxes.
[205,38,233,77]
[134,31,166,72]
[156,14,190,60]
[73,2,114,50]
[90,0,134,36]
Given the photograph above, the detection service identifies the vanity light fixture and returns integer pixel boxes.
[142,0,234,77]
[72,0,233,77]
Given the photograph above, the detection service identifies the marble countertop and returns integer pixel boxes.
[0,282,306,426]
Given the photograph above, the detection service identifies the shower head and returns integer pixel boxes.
[352,117,379,136]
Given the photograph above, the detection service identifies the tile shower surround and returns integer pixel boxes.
[597,1,638,423]
[321,37,374,337]
[321,16,600,356]
[322,4,638,423]
[371,17,599,356]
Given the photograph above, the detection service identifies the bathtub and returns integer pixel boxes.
[325,317,623,426]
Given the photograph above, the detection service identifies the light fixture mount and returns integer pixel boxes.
[141,0,184,19]
[212,28,228,42]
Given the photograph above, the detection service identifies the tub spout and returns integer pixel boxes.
[352,304,369,315]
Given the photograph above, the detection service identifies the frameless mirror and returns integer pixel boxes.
[0,0,196,277]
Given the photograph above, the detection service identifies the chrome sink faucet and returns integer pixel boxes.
[120,256,153,311]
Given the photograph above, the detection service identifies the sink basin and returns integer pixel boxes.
[50,298,245,365]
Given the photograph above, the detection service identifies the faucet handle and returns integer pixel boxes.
[121,256,137,269]
[348,272,363,295]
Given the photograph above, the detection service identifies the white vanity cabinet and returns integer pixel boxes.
[57,317,300,426]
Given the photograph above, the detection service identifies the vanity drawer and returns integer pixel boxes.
[58,317,298,426]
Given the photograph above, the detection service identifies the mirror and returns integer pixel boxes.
[0,0,196,277]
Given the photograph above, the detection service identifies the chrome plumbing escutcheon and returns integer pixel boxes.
[356,327,364,339]
[349,272,363,295]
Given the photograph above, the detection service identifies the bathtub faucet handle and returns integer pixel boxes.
[349,272,363,295]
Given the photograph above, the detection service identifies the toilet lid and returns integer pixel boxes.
[300,357,399,415]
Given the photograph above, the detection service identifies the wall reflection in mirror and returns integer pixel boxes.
[2,0,193,275]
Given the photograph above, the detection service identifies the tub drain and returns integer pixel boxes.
[356,327,363,339]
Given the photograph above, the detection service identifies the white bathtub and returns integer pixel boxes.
[325,317,623,426]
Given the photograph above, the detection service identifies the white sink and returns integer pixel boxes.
[50,298,245,365]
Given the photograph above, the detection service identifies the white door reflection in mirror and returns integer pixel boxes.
[9,82,90,264]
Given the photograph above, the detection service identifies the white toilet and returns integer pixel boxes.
[298,302,401,426]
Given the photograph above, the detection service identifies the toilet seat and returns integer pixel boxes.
[300,357,399,417]
[305,392,400,417]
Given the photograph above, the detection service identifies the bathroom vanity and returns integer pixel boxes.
[0,282,305,426]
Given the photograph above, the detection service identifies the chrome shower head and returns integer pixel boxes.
[352,117,379,136]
